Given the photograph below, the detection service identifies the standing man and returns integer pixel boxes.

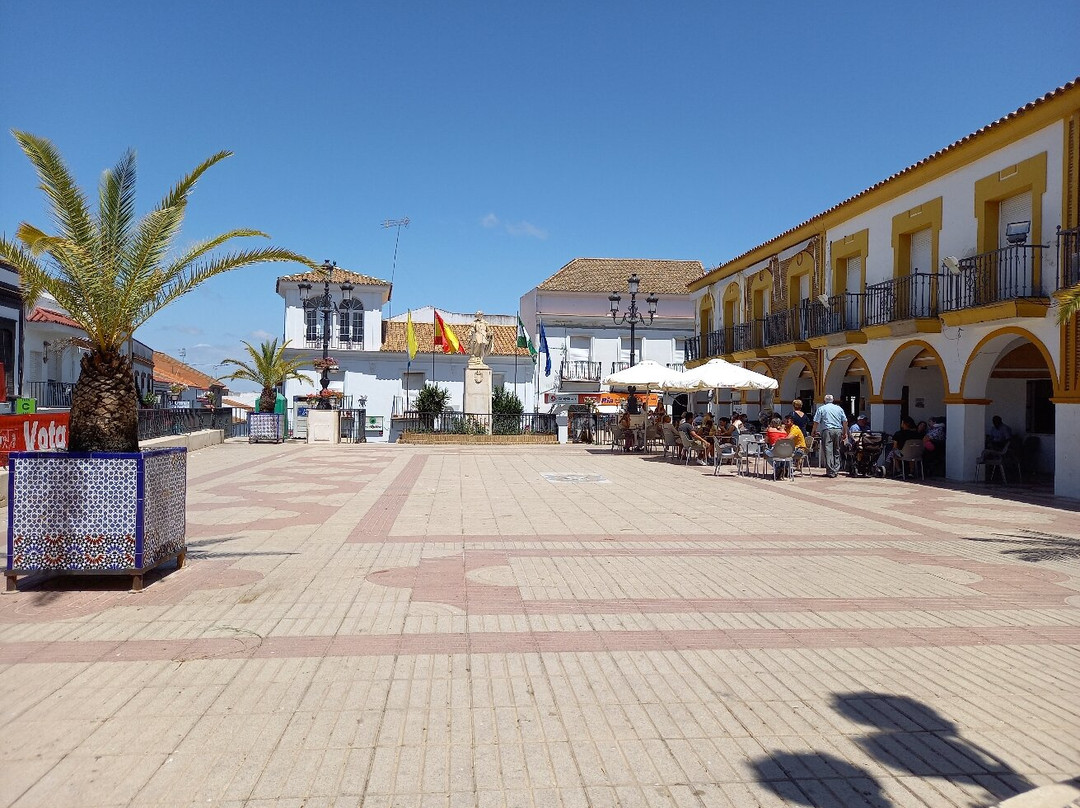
[812,394,848,478]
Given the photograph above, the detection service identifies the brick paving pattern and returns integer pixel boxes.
[1,441,1078,807]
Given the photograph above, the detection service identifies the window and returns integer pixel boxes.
[1026,379,1055,434]
[620,337,642,363]
[567,336,590,362]
[674,339,686,364]
[338,299,364,344]
[303,300,321,342]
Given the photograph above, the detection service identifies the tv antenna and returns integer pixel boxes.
[382,217,410,318]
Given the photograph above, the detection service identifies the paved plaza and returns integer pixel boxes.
[1,440,1079,807]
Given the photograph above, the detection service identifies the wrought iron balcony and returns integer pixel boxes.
[864,272,945,326]
[805,293,864,338]
[26,380,75,408]
[610,361,630,374]
[1057,226,1079,289]
[559,360,602,382]
[731,322,752,353]
[705,329,727,357]
[941,244,1047,312]
[685,335,702,362]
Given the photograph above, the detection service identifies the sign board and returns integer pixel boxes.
[0,412,70,465]
[14,398,36,414]
[544,392,660,407]
[365,415,384,434]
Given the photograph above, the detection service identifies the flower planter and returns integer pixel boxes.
[248,412,284,443]
[6,447,187,592]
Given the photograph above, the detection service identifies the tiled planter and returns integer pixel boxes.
[5,447,187,592]
[248,412,284,443]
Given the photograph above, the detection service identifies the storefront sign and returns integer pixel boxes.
[544,392,660,407]
[0,413,71,464]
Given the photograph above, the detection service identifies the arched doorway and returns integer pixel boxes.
[880,341,949,435]
[823,350,872,421]
[961,329,1057,478]
[779,358,816,414]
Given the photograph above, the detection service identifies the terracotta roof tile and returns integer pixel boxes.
[152,351,226,391]
[276,267,390,290]
[537,259,703,295]
[381,321,532,357]
[29,307,80,329]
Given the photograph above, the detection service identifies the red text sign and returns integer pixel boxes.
[0,413,71,465]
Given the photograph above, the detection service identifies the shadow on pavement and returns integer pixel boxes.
[963,529,1080,563]
[752,691,1032,807]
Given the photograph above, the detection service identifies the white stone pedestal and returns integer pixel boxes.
[307,409,340,444]
[464,361,493,417]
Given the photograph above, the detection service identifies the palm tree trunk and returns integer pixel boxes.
[69,348,140,452]
[258,387,277,413]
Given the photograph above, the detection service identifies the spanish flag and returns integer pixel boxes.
[433,310,465,354]
[406,310,418,361]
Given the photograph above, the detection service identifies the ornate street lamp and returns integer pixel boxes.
[608,273,658,367]
[299,259,352,409]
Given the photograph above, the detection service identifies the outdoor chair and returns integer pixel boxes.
[661,423,680,460]
[768,438,796,481]
[678,432,707,465]
[975,443,1023,484]
[712,437,738,476]
[898,439,925,481]
[799,435,819,476]
[610,424,624,453]
[644,423,661,452]
[737,433,765,477]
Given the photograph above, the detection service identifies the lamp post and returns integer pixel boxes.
[298,260,353,409]
[608,273,658,367]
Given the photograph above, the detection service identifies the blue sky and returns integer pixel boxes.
[2,1,1078,389]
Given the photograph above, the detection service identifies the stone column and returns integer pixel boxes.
[307,409,341,444]
[944,399,987,482]
[464,360,493,420]
[1054,400,1079,498]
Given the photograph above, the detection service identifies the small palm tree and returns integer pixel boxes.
[219,339,309,413]
[0,131,313,451]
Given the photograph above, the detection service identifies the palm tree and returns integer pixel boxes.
[219,339,309,413]
[0,131,313,452]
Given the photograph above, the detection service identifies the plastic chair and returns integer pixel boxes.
[713,437,738,475]
[898,439,925,481]
[661,423,680,460]
[768,438,796,481]
[737,434,764,477]
[678,432,707,465]
[975,445,1022,484]
[610,424,624,453]
[800,435,819,476]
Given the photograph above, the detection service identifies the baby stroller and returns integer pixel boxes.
[850,432,885,477]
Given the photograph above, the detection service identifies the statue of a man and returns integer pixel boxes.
[469,311,494,365]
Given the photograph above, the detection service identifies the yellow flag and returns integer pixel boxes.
[406,310,418,360]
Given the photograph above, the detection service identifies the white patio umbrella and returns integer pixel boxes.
[661,358,778,392]
[603,359,685,389]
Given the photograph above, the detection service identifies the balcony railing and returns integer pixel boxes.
[941,244,1047,312]
[732,322,752,353]
[399,411,558,436]
[560,360,602,382]
[864,272,946,326]
[610,361,630,374]
[805,293,863,338]
[685,335,701,362]
[25,380,75,408]
[1057,226,1080,289]
[667,362,685,373]
[303,334,363,351]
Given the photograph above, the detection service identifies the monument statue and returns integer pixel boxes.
[468,311,494,366]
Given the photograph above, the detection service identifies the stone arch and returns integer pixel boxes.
[880,340,949,431]
[823,349,874,397]
[881,340,951,399]
[779,357,815,406]
[960,327,1059,399]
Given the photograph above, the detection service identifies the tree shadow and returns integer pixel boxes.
[752,692,1032,806]
[751,752,891,807]
[963,529,1080,563]
[832,692,1031,802]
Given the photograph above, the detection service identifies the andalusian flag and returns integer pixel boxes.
[433,310,465,354]
[516,315,537,357]
[406,310,418,361]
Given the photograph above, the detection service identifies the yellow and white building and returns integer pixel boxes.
[688,77,1080,497]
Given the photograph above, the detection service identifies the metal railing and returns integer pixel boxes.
[731,322,752,352]
[303,335,363,351]
[137,407,248,441]
[559,360,602,382]
[399,410,558,436]
[805,293,863,337]
[610,361,630,374]
[705,329,726,357]
[941,244,1047,311]
[337,408,368,442]
[864,272,945,326]
[685,335,701,362]
[1057,226,1080,289]
[25,381,75,408]
[667,362,685,373]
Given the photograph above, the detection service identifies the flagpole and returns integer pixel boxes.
[432,308,436,382]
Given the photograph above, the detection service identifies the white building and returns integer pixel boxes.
[519,258,704,412]
[688,76,1080,497]
[276,267,536,441]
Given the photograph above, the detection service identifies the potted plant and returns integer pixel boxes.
[0,131,312,591]
[219,339,308,443]
[311,356,340,372]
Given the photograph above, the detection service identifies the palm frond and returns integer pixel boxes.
[155,150,232,213]
[12,131,97,253]
[98,148,138,282]
[1055,282,1080,325]
[219,339,308,388]
[0,238,47,309]
[131,247,312,332]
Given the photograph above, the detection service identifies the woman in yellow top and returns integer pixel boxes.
[783,413,808,468]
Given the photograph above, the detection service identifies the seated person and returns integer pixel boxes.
[650,401,667,426]
[618,410,634,452]
[731,412,745,432]
[700,412,715,437]
[888,416,921,473]
[986,415,1011,451]
[764,416,788,447]
[783,413,808,466]
[678,411,710,464]
[847,413,869,442]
